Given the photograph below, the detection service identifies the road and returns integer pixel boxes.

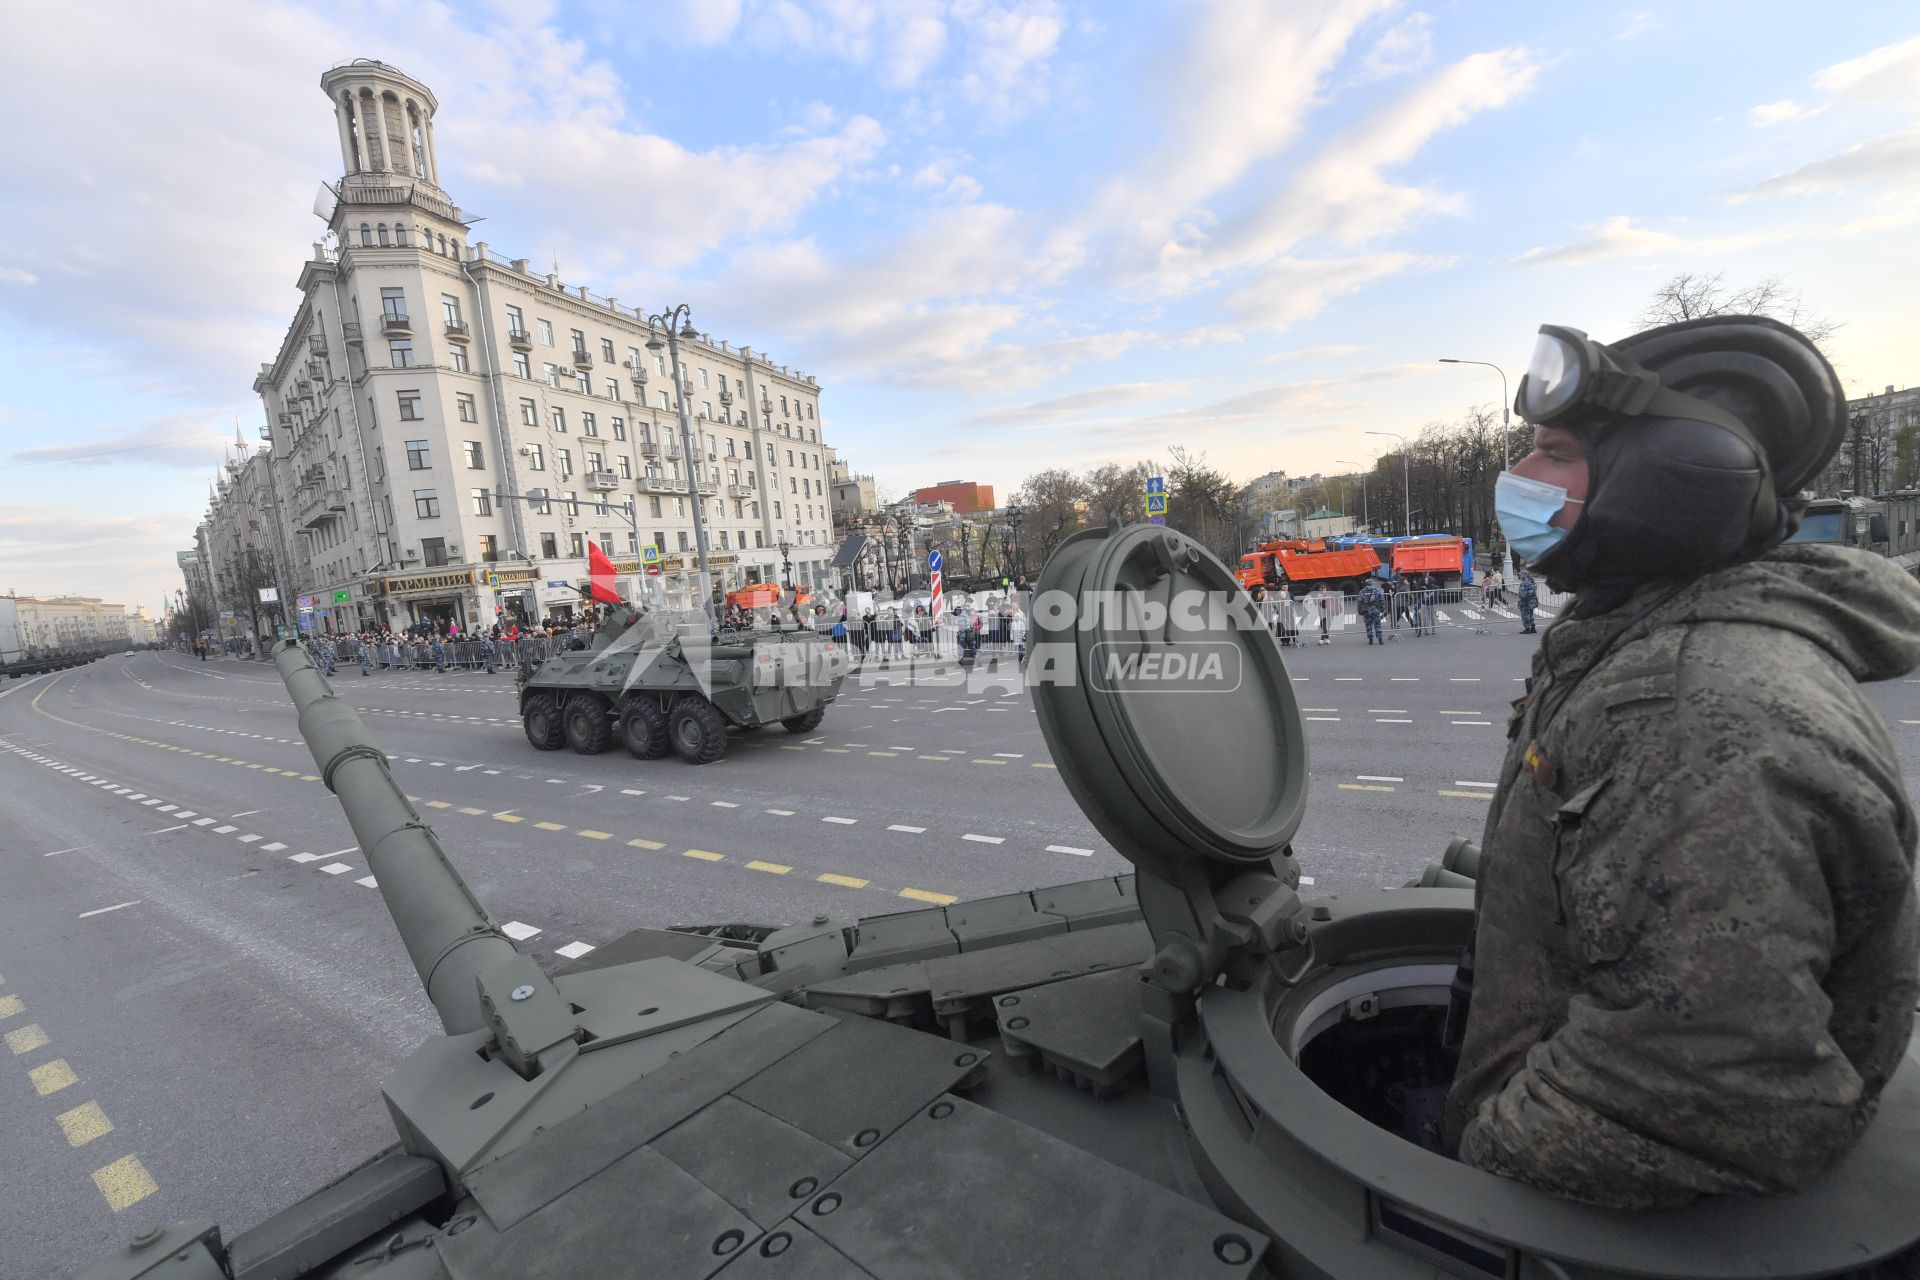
[5,616,1920,1277]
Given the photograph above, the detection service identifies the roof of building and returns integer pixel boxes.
[1305,508,1344,519]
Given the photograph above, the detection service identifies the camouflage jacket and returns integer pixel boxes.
[1445,544,1920,1209]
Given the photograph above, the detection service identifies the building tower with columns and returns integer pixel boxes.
[240,60,841,634]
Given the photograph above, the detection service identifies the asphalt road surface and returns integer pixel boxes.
[6,616,1920,1277]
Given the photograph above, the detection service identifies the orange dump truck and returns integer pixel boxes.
[725,583,813,611]
[1388,537,1465,585]
[1235,542,1382,597]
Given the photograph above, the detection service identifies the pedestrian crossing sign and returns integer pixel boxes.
[486,572,501,589]
[1144,493,1168,515]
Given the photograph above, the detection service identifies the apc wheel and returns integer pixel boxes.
[669,694,728,764]
[781,707,825,733]
[620,697,671,760]
[523,693,565,751]
[564,694,613,755]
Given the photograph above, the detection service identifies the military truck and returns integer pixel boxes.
[73,532,1920,1280]
[1787,492,1920,576]
[516,606,848,764]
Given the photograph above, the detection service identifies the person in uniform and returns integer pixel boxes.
[1446,316,1920,1211]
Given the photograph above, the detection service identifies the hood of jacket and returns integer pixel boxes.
[1569,544,1920,683]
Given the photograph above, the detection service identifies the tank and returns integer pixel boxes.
[72,530,1920,1280]
[515,606,849,764]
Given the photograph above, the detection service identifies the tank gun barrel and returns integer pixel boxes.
[273,639,518,1035]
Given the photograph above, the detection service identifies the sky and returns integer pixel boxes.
[1,1,1916,620]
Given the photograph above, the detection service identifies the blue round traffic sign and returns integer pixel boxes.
[928,550,942,571]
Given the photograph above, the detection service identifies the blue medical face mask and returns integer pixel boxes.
[1495,470,1585,565]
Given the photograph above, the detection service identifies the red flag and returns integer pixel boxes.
[586,542,621,604]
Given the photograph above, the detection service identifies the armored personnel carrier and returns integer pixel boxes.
[516,607,848,764]
[77,526,1920,1280]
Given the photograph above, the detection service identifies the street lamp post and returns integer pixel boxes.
[646,305,718,629]
[1365,432,1411,535]
[778,535,792,590]
[1440,356,1515,582]
[1336,459,1369,531]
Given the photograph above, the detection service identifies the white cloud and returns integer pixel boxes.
[961,380,1197,426]
[1358,12,1433,81]
[952,0,1065,117]
[1511,215,1775,266]
[1615,10,1659,41]
[0,265,36,286]
[1748,99,1828,127]
[1260,343,1364,363]
[1732,125,1920,203]
[1223,253,1451,330]
[1814,33,1920,106]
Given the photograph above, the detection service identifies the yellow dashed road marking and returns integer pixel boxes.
[918,754,950,762]
[424,800,451,809]
[971,758,1006,766]
[818,873,868,889]
[577,829,612,840]
[626,837,666,850]
[458,806,487,815]
[91,1155,157,1211]
[821,747,850,754]
[533,821,567,831]
[6,1024,50,1054]
[1438,789,1494,800]
[56,1101,114,1147]
[1031,762,1056,769]
[0,994,23,1019]
[779,745,806,751]
[30,1059,78,1096]
[1338,783,1395,793]
[493,813,524,823]
[899,888,958,905]
[682,849,726,862]
[868,751,897,758]
[746,860,791,875]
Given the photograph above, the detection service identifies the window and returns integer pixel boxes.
[575,371,590,395]
[786,449,795,466]
[780,395,788,414]
[582,412,598,437]
[611,417,626,441]
[570,533,585,557]
[585,450,603,473]
[537,319,554,346]
[552,407,567,433]
[359,223,372,247]
[506,304,524,333]
[414,490,440,519]
[530,488,551,514]
[512,352,531,379]
[699,368,710,389]
[677,531,690,552]
[600,338,615,363]
[479,534,497,562]
[378,224,391,247]
[540,533,558,559]
[381,288,406,321]
[405,439,431,469]
[718,530,730,550]
[441,295,462,326]
[658,390,670,410]
[675,497,686,517]
[755,530,765,549]
[703,401,713,418]
[606,378,620,400]
[655,352,667,375]
[520,399,538,427]
[457,394,477,424]
[397,390,422,421]
[569,328,586,356]
[389,339,413,367]
[471,488,492,516]
[565,491,580,517]
[556,447,572,476]
[725,438,736,456]
[463,440,484,469]
[421,536,447,565]
[626,530,639,554]
[450,345,469,373]
[598,532,614,554]
[394,225,409,247]
[617,455,631,479]
[526,444,544,471]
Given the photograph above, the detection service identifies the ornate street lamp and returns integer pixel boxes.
[646,305,717,626]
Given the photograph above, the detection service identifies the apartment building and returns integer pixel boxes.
[247,59,840,633]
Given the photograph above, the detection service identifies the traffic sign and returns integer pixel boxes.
[928,550,942,572]
[486,572,501,589]
[1144,493,1168,515]
[1148,514,1167,525]
[641,545,661,564]
[1145,475,1165,495]
[546,580,569,588]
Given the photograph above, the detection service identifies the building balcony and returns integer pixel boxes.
[296,485,347,530]
[636,476,676,494]
[380,313,412,337]
[695,478,719,495]
[307,334,327,356]
[638,441,660,458]
[583,470,619,492]
[342,322,364,345]
[727,484,753,499]
[444,320,471,344]
[625,360,648,385]
[507,328,533,351]
[571,348,593,370]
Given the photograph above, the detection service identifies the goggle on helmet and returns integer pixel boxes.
[1516,325,1753,438]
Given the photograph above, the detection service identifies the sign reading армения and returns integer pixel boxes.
[375,570,476,598]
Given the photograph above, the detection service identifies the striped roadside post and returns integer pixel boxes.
[929,550,944,620]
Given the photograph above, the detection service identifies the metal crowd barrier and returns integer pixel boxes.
[1251,583,1568,641]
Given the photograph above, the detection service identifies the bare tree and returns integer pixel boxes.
[1636,271,1839,343]
[1083,461,1153,528]
[1164,446,1247,563]
[1013,468,1090,567]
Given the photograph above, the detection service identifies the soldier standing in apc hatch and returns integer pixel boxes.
[1444,316,1920,1212]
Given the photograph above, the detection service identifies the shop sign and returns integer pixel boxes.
[492,566,537,585]
[331,588,352,604]
[377,570,476,598]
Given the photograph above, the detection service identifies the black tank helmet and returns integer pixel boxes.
[1519,315,1847,593]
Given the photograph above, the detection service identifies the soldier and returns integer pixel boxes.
[1446,317,1920,1211]
[1515,568,1538,633]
